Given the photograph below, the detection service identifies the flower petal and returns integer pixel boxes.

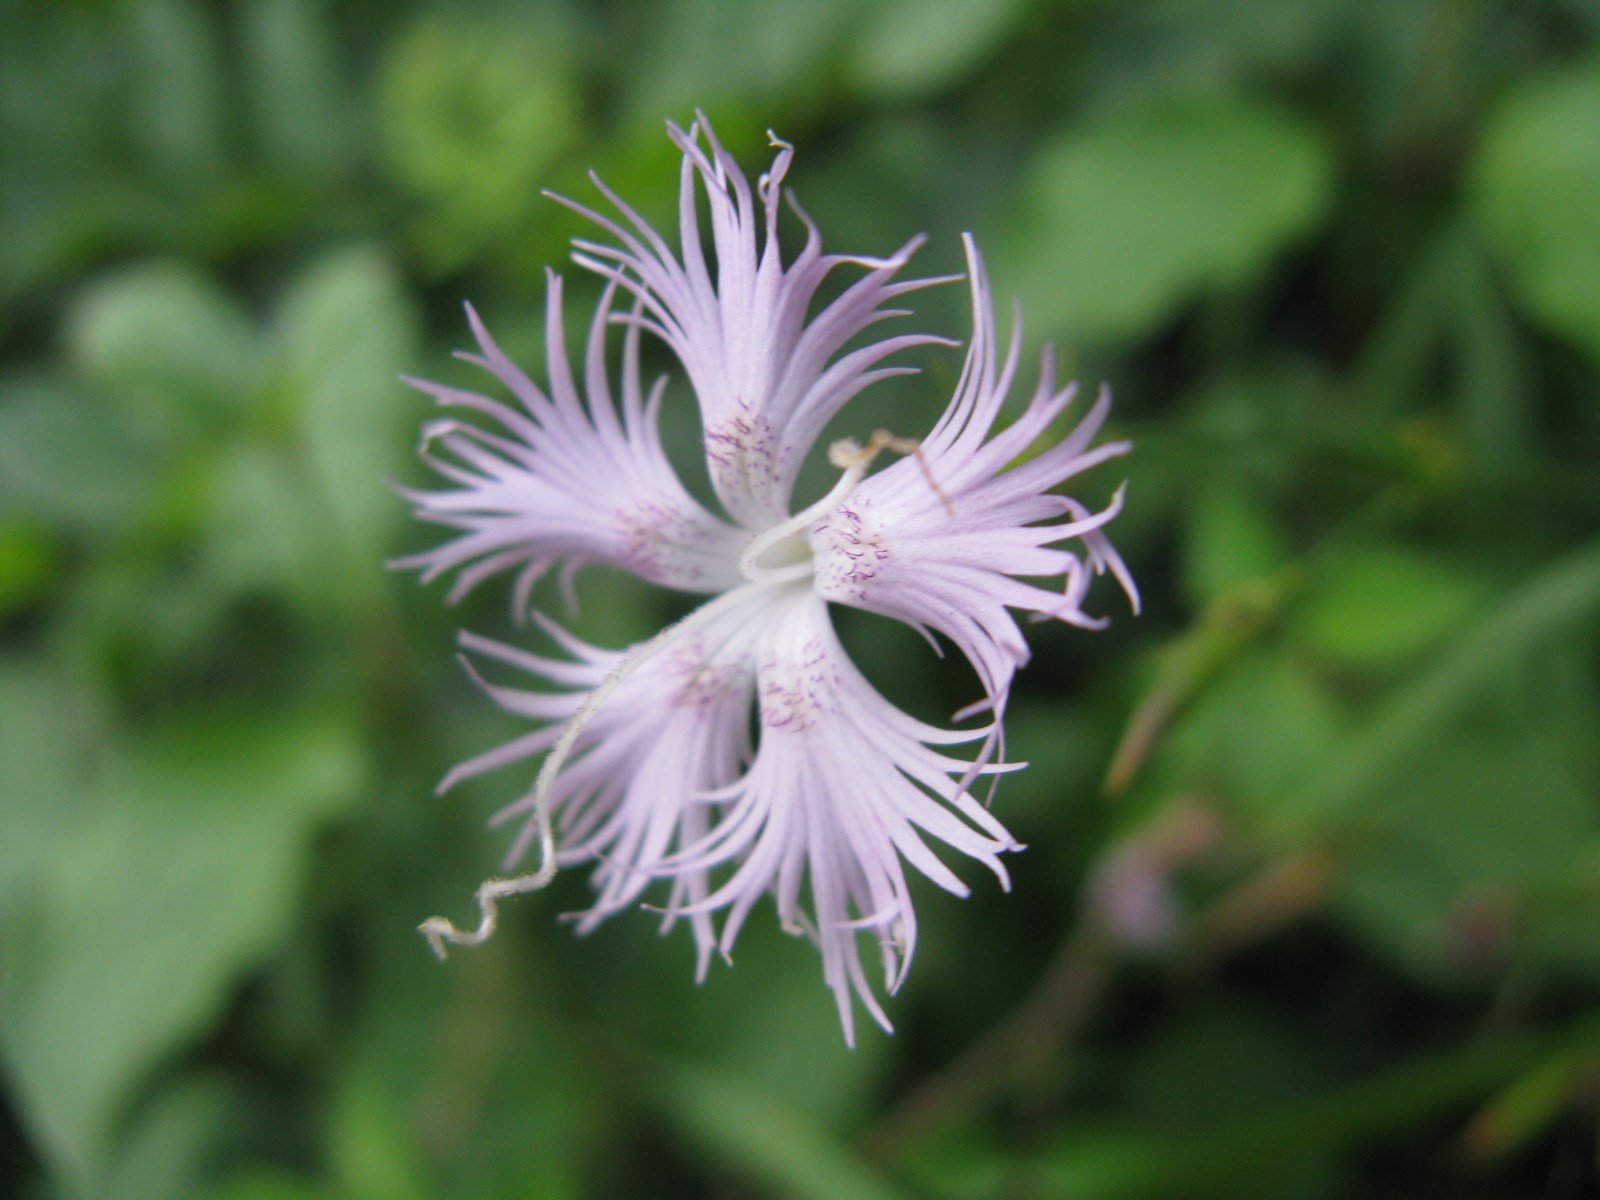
[394,271,745,612]
[656,592,1020,1046]
[447,588,773,979]
[809,235,1137,745]
[553,113,954,527]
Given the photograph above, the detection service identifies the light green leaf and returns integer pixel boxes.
[1296,544,1490,668]
[1164,650,1346,829]
[66,263,263,442]
[0,373,156,532]
[376,11,581,267]
[0,656,104,918]
[845,0,1029,100]
[1184,483,1288,605]
[276,245,417,563]
[0,705,366,1194]
[994,93,1333,341]
[329,1069,428,1200]
[377,11,579,199]
[203,440,337,615]
[1470,56,1600,362]
[1277,539,1600,842]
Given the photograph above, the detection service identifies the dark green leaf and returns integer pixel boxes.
[1471,56,1600,362]
[647,1058,908,1200]
[0,705,366,1192]
[240,0,352,172]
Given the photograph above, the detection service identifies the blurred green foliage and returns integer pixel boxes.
[2,1,1599,1197]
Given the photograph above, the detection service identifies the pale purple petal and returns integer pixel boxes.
[394,271,746,612]
[809,235,1138,745]
[445,588,772,979]
[652,591,1020,1046]
[553,113,953,527]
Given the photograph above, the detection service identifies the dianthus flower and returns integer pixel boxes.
[398,115,1136,1044]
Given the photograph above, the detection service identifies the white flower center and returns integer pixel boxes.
[741,526,814,585]
[737,431,905,587]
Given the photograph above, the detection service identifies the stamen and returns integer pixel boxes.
[836,429,954,517]
[913,446,955,517]
[739,429,949,585]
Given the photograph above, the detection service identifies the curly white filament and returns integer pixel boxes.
[418,585,754,958]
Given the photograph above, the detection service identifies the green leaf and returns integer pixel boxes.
[125,0,227,176]
[1077,0,1339,92]
[638,914,892,1124]
[1183,483,1289,605]
[1470,55,1600,362]
[1277,539,1600,842]
[0,656,105,918]
[102,1076,240,1200]
[1463,1047,1600,1163]
[240,0,352,172]
[1164,650,1345,829]
[1122,1002,1318,1132]
[994,92,1333,341]
[65,263,263,443]
[203,440,337,615]
[377,11,579,198]
[845,0,1029,100]
[1295,544,1490,669]
[376,11,581,267]
[328,1069,428,1200]
[1335,716,1598,981]
[894,1126,1014,1200]
[204,1174,341,1200]
[0,704,366,1194]
[647,1057,908,1200]
[0,373,157,533]
[275,245,417,564]
[335,940,596,1200]
[0,514,60,616]
[1030,1020,1600,1199]
[619,0,857,119]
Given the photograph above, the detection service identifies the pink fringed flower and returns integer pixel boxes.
[400,115,1136,1045]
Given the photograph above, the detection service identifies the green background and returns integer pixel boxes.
[4,0,1600,1197]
